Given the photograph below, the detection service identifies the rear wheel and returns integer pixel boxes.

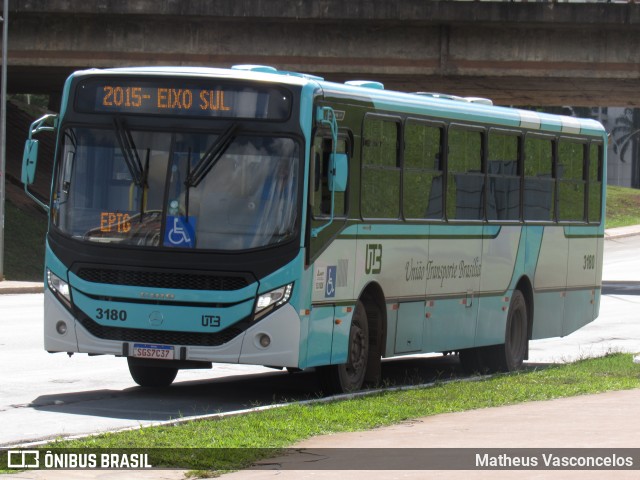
[459,290,528,373]
[127,358,178,388]
[501,290,528,371]
[319,300,369,394]
[487,290,528,372]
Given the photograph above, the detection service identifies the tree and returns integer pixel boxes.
[611,108,640,188]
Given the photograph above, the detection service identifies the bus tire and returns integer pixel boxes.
[491,290,528,372]
[318,300,369,394]
[127,358,178,388]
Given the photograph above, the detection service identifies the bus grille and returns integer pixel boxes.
[75,267,250,291]
[78,316,246,347]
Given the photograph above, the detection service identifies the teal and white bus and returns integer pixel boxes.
[22,65,606,392]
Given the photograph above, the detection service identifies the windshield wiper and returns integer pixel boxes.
[139,148,150,220]
[113,117,144,186]
[185,122,239,188]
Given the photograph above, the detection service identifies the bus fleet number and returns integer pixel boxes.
[96,308,128,321]
[583,254,596,270]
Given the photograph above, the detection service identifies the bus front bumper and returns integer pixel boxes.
[43,290,301,368]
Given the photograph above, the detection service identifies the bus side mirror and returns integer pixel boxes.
[20,113,57,212]
[22,139,39,185]
[328,153,348,192]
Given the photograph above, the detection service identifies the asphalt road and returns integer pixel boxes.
[1,296,465,447]
[1,234,639,447]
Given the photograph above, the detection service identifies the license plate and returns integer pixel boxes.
[132,343,175,360]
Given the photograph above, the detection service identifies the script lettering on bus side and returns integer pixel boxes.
[405,257,482,288]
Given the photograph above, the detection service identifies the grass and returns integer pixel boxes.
[4,353,635,474]
[605,185,640,228]
[3,200,47,281]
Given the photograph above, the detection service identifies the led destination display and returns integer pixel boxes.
[74,78,292,120]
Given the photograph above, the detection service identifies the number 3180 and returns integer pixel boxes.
[96,308,127,321]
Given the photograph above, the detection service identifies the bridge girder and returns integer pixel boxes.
[5,0,640,107]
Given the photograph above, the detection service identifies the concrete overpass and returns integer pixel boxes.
[4,0,640,107]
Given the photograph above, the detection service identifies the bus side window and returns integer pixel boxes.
[487,131,520,221]
[403,120,443,220]
[557,139,587,222]
[361,116,401,219]
[312,136,347,218]
[588,142,603,224]
[524,135,555,221]
[447,126,484,221]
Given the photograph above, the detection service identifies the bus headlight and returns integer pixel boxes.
[47,269,72,309]
[254,283,293,320]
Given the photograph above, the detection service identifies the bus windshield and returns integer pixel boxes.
[52,126,300,251]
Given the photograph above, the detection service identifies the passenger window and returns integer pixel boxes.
[403,120,443,219]
[487,132,520,221]
[588,143,603,224]
[361,116,400,219]
[558,139,586,222]
[447,127,484,220]
[524,136,555,221]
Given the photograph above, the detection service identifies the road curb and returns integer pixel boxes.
[0,284,44,294]
[604,225,640,240]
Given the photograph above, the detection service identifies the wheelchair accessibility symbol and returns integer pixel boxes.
[164,216,196,248]
[325,266,337,298]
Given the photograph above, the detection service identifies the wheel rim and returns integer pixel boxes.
[346,321,367,377]
[339,314,368,389]
[509,310,524,357]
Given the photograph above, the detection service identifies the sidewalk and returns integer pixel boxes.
[4,388,640,479]
[0,280,43,294]
[604,223,640,239]
[224,387,640,480]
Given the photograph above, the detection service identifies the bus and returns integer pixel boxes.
[22,65,606,392]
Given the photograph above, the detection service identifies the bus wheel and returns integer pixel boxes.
[319,300,369,394]
[492,290,528,372]
[127,358,178,388]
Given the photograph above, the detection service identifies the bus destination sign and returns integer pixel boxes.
[74,78,292,120]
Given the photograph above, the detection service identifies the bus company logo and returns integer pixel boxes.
[7,450,39,469]
[139,292,175,300]
[365,244,383,275]
[202,315,221,328]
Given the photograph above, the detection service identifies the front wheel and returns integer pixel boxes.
[318,300,369,394]
[127,358,178,388]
